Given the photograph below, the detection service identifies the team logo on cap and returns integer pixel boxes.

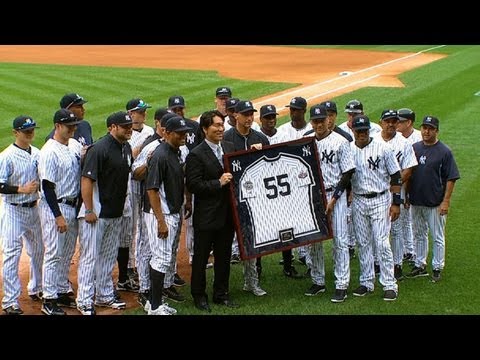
[267,106,273,111]
[25,118,33,125]
[326,102,331,107]
[357,117,365,123]
[245,101,251,107]
[174,98,180,104]
[291,98,297,104]
[126,115,132,121]
[314,108,321,115]
[425,116,432,122]
[180,119,186,126]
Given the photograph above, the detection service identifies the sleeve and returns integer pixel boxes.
[38,147,58,183]
[444,148,460,181]
[400,141,418,170]
[384,145,401,175]
[338,140,356,173]
[82,145,100,181]
[0,152,12,184]
[145,147,165,191]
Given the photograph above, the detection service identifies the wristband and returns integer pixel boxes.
[85,209,93,214]
[332,188,344,200]
[392,193,402,206]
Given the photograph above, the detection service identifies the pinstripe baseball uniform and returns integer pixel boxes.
[0,144,43,310]
[350,137,400,293]
[373,131,417,266]
[309,131,355,290]
[38,138,81,300]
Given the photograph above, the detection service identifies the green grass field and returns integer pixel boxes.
[1,45,478,315]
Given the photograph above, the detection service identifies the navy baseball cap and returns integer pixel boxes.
[421,115,439,129]
[126,98,152,112]
[398,108,416,122]
[309,104,328,120]
[53,109,81,125]
[106,111,134,127]
[260,104,278,118]
[160,112,177,127]
[352,115,371,130]
[60,93,87,109]
[13,115,40,131]
[216,87,232,97]
[235,100,257,114]
[226,97,240,110]
[380,109,398,121]
[165,116,192,133]
[154,108,169,121]
[321,101,337,113]
[344,99,363,114]
[286,97,307,110]
[168,95,185,109]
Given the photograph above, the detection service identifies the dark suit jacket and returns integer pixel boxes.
[185,140,235,231]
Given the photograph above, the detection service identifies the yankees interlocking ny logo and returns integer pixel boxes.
[322,149,335,163]
[186,132,195,144]
[302,145,311,157]
[232,160,242,172]
[367,156,380,170]
[419,155,426,164]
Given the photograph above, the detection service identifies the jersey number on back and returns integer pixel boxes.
[263,174,291,199]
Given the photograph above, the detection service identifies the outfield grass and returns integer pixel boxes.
[1,45,478,315]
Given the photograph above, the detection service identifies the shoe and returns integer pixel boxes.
[432,269,441,282]
[298,256,307,266]
[374,263,380,276]
[406,266,428,278]
[57,293,77,308]
[29,292,43,301]
[304,284,326,296]
[162,302,177,315]
[148,304,173,315]
[279,255,295,265]
[213,298,239,308]
[137,291,150,310]
[383,290,398,301]
[41,300,66,315]
[348,246,356,259]
[114,289,122,301]
[3,305,24,315]
[67,280,74,296]
[194,298,211,313]
[206,262,214,269]
[331,289,347,303]
[353,285,373,297]
[77,304,96,315]
[162,286,186,303]
[394,265,403,280]
[283,266,303,279]
[403,253,415,264]
[243,284,267,296]
[230,254,241,264]
[116,279,139,292]
[173,273,186,287]
[95,298,126,309]
[127,267,139,283]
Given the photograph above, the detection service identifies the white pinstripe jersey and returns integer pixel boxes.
[314,132,356,189]
[38,139,81,200]
[350,138,400,194]
[277,122,312,140]
[131,139,162,173]
[129,125,155,193]
[0,144,40,203]
[373,132,418,170]
[402,128,422,145]
[239,153,319,247]
[262,130,288,145]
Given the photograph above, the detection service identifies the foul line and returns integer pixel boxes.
[255,45,446,106]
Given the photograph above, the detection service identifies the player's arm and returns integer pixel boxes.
[0,180,38,194]
[42,179,68,233]
[439,180,456,216]
[145,151,168,238]
[147,188,168,239]
[184,187,192,219]
[325,168,355,216]
[389,171,402,222]
[81,176,97,224]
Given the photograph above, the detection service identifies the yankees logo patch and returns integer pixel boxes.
[368,156,380,170]
[322,149,335,163]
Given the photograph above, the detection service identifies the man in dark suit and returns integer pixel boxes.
[185,110,238,312]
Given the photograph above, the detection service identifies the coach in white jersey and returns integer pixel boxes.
[38,109,82,315]
[0,116,43,315]
[302,104,356,302]
[405,116,460,283]
[396,108,422,263]
[373,110,418,280]
[350,114,402,301]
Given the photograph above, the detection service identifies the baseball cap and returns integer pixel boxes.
[106,111,134,127]
[216,87,232,97]
[344,99,363,114]
[226,97,240,110]
[60,93,87,109]
[397,108,416,122]
[165,116,192,133]
[321,101,337,113]
[235,100,257,114]
[286,97,307,110]
[168,95,185,109]
[421,115,439,129]
[380,109,398,121]
[13,115,40,131]
[260,104,278,118]
[154,108,169,121]
[160,112,177,127]
[351,115,371,130]
[53,109,81,125]
[126,98,152,112]
[309,104,328,120]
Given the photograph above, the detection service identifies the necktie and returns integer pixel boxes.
[216,145,224,168]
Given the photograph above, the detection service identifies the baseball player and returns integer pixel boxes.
[406,116,460,282]
[396,108,422,263]
[276,96,312,278]
[144,116,192,315]
[373,110,418,279]
[0,116,44,315]
[38,109,82,315]
[76,111,133,315]
[303,104,355,303]
[304,101,353,142]
[350,114,401,301]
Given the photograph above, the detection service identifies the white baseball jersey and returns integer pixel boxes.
[239,153,319,247]
[129,125,155,194]
[373,132,418,171]
[262,130,288,145]
[277,122,313,140]
[402,128,422,145]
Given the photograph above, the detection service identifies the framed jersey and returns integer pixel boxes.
[224,136,332,260]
